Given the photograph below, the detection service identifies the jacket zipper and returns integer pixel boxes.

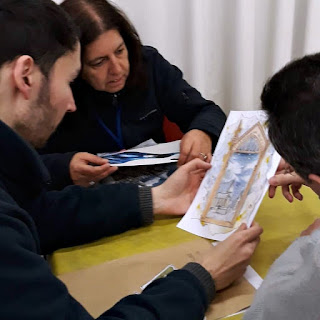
[112,94,118,108]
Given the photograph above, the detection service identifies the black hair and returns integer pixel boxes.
[0,0,79,77]
[261,53,320,180]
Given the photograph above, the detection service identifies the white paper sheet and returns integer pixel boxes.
[98,140,180,167]
[132,139,157,148]
[177,111,281,241]
[243,265,263,290]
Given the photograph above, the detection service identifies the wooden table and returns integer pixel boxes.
[51,186,320,319]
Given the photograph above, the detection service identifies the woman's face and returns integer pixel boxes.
[82,29,130,93]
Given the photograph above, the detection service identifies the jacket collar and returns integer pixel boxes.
[0,120,51,194]
[72,77,126,100]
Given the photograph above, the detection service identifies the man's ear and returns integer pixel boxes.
[308,174,320,185]
[12,55,37,100]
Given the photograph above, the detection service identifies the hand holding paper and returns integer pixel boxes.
[70,152,118,187]
[200,222,262,290]
[152,158,211,215]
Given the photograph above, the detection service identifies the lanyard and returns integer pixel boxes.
[94,106,124,149]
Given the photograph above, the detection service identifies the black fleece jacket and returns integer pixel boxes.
[0,120,215,319]
[39,46,226,189]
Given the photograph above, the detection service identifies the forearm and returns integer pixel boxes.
[162,80,226,143]
[30,184,153,254]
[187,104,226,144]
[98,267,213,320]
[2,211,213,320]
[153,46,226,139]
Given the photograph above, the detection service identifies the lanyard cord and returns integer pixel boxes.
[93,102,124,150]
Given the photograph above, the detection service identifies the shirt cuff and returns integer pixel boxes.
[182,262,216,303]
[138,187,154,226]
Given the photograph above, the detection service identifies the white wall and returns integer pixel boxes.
[54,0,320,113]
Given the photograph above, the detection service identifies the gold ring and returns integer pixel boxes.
[199,152,208,161]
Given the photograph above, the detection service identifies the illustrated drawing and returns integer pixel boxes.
[201,122,269,227]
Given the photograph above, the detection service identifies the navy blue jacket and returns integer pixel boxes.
[0,121,213,319]
[39,47,226,187]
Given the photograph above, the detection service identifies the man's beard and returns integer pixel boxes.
[14,78,58,148]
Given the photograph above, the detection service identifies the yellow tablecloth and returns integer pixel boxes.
[51,186,320,319]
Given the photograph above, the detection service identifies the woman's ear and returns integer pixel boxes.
[12,55,36,100]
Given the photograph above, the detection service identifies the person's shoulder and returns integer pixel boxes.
[70,78,98,112]
[142,45,159,56]
[142,45,165,63]
[142,45,172,74]
[71,78,91,96]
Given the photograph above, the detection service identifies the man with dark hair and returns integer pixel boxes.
[0,0,79,76]
[243,53,320,320]
[0,1,263,319]
[0,0,80,148]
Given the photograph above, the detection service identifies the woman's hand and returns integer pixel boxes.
[70,152,118,187]
[178,129,212,166]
